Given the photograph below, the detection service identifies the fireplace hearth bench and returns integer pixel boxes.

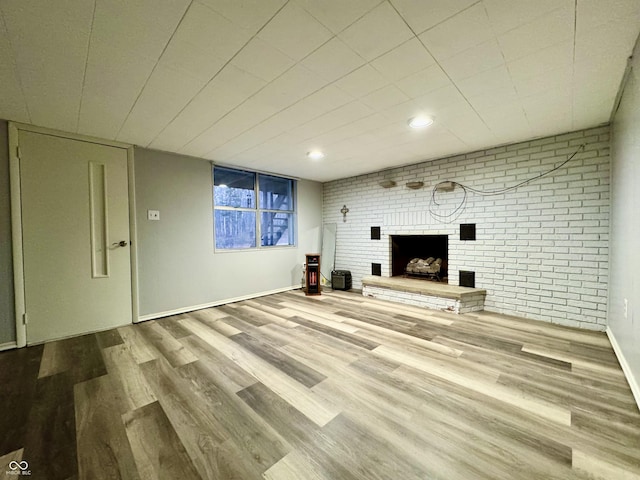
[362,275,486,314]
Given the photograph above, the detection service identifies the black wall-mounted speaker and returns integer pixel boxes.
[460,223,476,241]
[459,270,475,288]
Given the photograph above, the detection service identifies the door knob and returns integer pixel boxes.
[112,240,128,247]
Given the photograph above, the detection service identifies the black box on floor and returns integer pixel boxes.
[331,270,352,290]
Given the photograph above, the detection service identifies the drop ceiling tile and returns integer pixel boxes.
[86,0,191,63]
[197,0,286,33]
[117,65,206,145]
[79,50,158,139]
[443,115,496,146]
[440,39,505,81]
[302,85,355,114]
[576,0,640,32]
[389,0,478,34]
[176,3,251,55]
[415,84,470,113]
[288,101,375,140]
[257,2,332,61]
[334,64,389,98]
[478,104,530,135]
[575,19,639,66]
[231,37,296,83]
[572,95,615,129]
[573,61,625,101]
[521,88,572,122]
[455,64,516,99]
[361,85,410,110]
[513,66,572,98]
[181,102,270,157]
[295,0,382,34]
[0,19,29,122]
[497,6,574,62]
[379,99,429,124]
[484,0,573,34]
[159,41,227,84]
[301,37,365,83]
[395,64,452,98]
[339,2,414,61]
[149,64,267,151]
[419,3,494,60]
[506,40,573,82]
[2,0,95,131]
[251,64,327,111]
[370,38,436,82]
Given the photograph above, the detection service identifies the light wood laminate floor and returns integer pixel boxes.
[1,290,639,479]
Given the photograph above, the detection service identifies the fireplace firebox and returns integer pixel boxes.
[391,235,448,281]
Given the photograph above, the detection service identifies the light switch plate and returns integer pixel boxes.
[148,210,160,221]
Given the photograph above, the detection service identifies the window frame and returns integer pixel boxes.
[212,166,297,252]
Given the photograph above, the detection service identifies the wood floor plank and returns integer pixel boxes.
[287,315,380,350]
[117,325,159,364]
[74,375,141,480]
[95,329,124,350]
[230,332,327,388]
[0,345,43,457]
[38,334,106,383]
[374,344,572,425]
[136,322,198,367]
[22,372,77,480]
[102,344,157,412]
[176,360,292,473]
[179,317,341,427]
[139,358,238,479]
[178,334,257,393]
[123,402,200,480]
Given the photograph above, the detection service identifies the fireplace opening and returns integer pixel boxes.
[391,235,448,282]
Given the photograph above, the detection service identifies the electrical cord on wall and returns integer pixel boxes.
[429,143,586,223]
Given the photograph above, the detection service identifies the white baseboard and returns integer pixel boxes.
[0,341,17,351]
[137,285,299,322]
[607,327,640,411]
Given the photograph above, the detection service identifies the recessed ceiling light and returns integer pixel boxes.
[307,150,325,160]
[408,116,434,129]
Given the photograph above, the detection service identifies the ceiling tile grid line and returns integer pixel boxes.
[74,0,98,134]
[113,0,194,141]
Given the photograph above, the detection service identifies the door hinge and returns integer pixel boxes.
[22,313,28,325]
[16,146,21,159]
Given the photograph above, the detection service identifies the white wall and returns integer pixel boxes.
[324,126,610,330]
[608,36,640,404]
[134,147,323,318]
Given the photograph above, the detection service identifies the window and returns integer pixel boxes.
[213,166,296,250]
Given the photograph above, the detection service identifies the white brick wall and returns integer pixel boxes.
[323,127,610,330]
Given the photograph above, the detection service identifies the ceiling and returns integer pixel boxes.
[1,1,639,182]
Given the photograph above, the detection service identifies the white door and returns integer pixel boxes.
[19,131,132,344]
